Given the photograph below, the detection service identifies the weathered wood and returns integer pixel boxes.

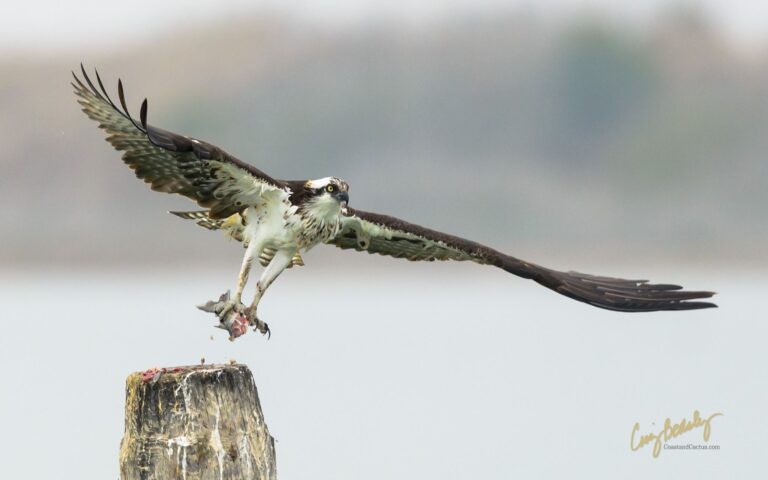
[119,364,276,480]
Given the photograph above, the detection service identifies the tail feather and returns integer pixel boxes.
[170,210,223,230]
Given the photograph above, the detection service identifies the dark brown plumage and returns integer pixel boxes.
[72,65,286,219]
[331,209,717,312]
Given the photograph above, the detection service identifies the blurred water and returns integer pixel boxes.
[0,266,763,478]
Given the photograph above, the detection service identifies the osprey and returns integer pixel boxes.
[73,67,716,339]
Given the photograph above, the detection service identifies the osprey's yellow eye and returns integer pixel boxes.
[326,185,335,193]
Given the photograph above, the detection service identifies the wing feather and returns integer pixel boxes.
[330,208,717,312]
[73,65,287,218]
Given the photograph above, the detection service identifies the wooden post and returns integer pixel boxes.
[119,364,276,480]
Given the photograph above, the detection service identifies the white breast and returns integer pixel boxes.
[239,189,343,254]
[241,190,297,250]
[295,196,344,248]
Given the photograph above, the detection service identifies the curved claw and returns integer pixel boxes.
[252,320,270,338]
[244,306,271,339]
[260,322,271,340]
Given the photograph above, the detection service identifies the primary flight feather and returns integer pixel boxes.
[72,66,716,339]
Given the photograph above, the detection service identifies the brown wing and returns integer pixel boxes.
[330,208,717,312]
[72,65,287,219]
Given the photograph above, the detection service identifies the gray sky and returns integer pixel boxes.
[2,0,767,56]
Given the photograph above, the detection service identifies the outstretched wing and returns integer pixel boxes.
[329,208,717,312]
[72,65,287,219]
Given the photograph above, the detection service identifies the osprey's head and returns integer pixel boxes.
[304,177,350,208]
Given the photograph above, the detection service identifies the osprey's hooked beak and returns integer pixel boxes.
[336,191,349,205]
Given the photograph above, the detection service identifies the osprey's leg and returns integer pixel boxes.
[244,249,294,335]
[221,241,261,316]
